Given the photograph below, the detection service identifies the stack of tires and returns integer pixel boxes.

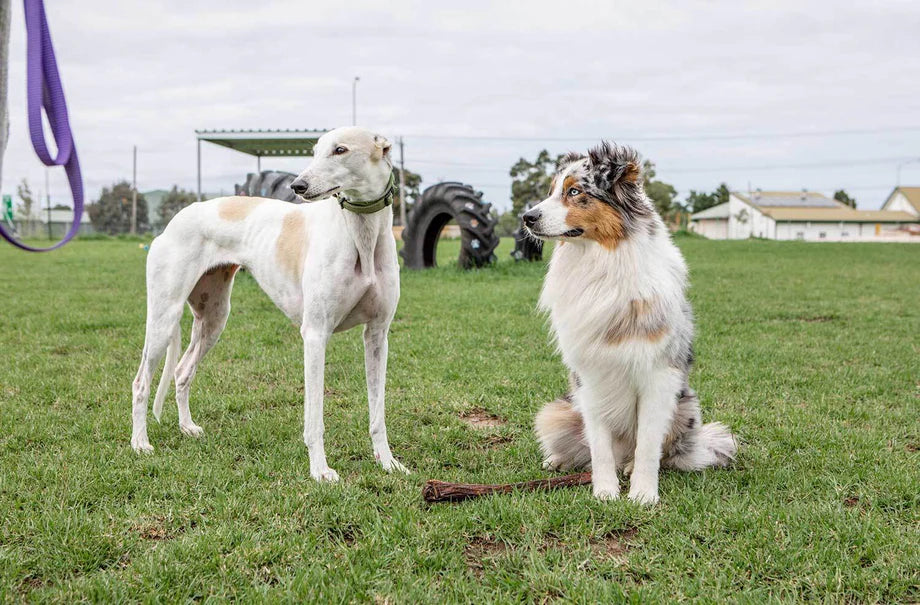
[235,171,298,202]
[400,182,499,270]
[511,202,544,262]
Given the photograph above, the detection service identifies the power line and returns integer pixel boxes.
[402,125,920,143]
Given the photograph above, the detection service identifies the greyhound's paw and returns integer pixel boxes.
[312,468,340,483]
[131,436,154,454]
[180,423,204,438]
[377,455,410,475]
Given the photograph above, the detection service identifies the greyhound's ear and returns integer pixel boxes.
[373,135,392,161]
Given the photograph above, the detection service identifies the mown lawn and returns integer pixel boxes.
[0,235,917,602]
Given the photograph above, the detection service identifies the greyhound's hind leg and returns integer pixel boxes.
[174,264,238,437]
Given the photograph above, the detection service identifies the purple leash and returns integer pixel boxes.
[0,0,83,251]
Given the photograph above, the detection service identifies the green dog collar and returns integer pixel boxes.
[336,173,396,214]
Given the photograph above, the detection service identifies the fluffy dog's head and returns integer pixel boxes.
[290,127,392,202]
[523,142,653,249]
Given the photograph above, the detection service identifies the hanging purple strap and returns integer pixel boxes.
[0,0,83,252]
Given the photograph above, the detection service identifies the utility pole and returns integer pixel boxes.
[45,167,51,240]
[352,76,360,126]
[131,145,137,234]
[0,0,10,192]
[398,137,407,227]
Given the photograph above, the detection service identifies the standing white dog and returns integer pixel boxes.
[524,142,736,505]
[130,127,408,482]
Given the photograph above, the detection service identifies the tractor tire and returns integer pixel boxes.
[235,170,298,202]
[400,182,499,269]
[511,202,544,262]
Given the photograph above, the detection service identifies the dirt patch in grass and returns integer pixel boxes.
[484,433,514,448]
[843,496,860,508]
[594,528,638,557]
[460,408,506,429]
[132,516,195,541]
[465,537,508,576]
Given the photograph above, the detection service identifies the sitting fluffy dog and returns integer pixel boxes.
[523,143,737,505]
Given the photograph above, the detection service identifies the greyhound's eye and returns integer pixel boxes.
[333,146,348,155]
[568,187,581,197]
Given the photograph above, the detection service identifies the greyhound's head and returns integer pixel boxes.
[290,127,393,203]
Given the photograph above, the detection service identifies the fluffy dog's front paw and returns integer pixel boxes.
[179,423,204,437]
[627,486,659,506]
[593,486,620,501]
[542,456,563,471]
[376,453,411,474]
[311,468,340,483]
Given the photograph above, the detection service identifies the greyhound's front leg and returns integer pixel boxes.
[302,327,338,482]
[364,323,409,474]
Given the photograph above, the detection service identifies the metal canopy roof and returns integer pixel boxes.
[195,129,330,157]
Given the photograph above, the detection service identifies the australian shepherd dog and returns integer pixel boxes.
[522,142,737,505]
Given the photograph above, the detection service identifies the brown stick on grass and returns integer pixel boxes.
[422,472,592,503]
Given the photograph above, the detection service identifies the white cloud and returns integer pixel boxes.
[3,0,920,210]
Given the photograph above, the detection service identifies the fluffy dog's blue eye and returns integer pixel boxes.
[333,146,348,155]
[568,187,580,196]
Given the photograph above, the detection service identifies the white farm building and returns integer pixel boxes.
[689,189,919,242]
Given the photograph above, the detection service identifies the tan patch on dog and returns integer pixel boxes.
[560,176,627,249]
[218,197,264,222]
[606,298,668,345]
[276,211,307,281]
[566,198,626,250]
[623,161,640,183]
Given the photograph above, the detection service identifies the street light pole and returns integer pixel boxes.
[352,76,360,126]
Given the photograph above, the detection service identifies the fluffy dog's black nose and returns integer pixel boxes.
[522,210,541,227]
[290,179,308,195]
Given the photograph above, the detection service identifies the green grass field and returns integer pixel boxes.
[0,236,918,602]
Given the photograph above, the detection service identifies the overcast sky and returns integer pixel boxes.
[3,0,920,211]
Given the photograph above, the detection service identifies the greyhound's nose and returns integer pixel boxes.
[522,210,541,227]
[290,179,308,195]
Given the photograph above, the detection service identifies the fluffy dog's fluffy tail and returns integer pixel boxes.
[534,387,737,472]
[535,397,591,471]
[152,327,180,422]
[661,388,737,471]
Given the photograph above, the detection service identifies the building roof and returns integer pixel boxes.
[760,207,917,223]
[733,190,842,208]
[690,202,730,220]
[883,186,920,213]
[22,208,92,224]
[196,129,330,157]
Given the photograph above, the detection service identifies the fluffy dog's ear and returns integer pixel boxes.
[372,135,392,161]
[588,142,642,192]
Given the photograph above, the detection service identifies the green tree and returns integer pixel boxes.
[392,167,422,216]
[833,189,856,208]
[642,160,678,218]
[685,182,731,213]
[158,185,197,226]
[16,178,35,219]
[510,150,559,216]
[494,210,520,237]
[87,181,149,234]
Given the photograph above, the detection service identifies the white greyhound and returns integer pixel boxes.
[130,126,409,482]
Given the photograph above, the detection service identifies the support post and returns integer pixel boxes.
[45,168,51,240]
[398,137,407,228]
[257,154,261,173]
[197,138,202,202]
[131,145,137,234]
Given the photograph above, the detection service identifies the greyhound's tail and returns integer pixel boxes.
[152,327,180,422]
